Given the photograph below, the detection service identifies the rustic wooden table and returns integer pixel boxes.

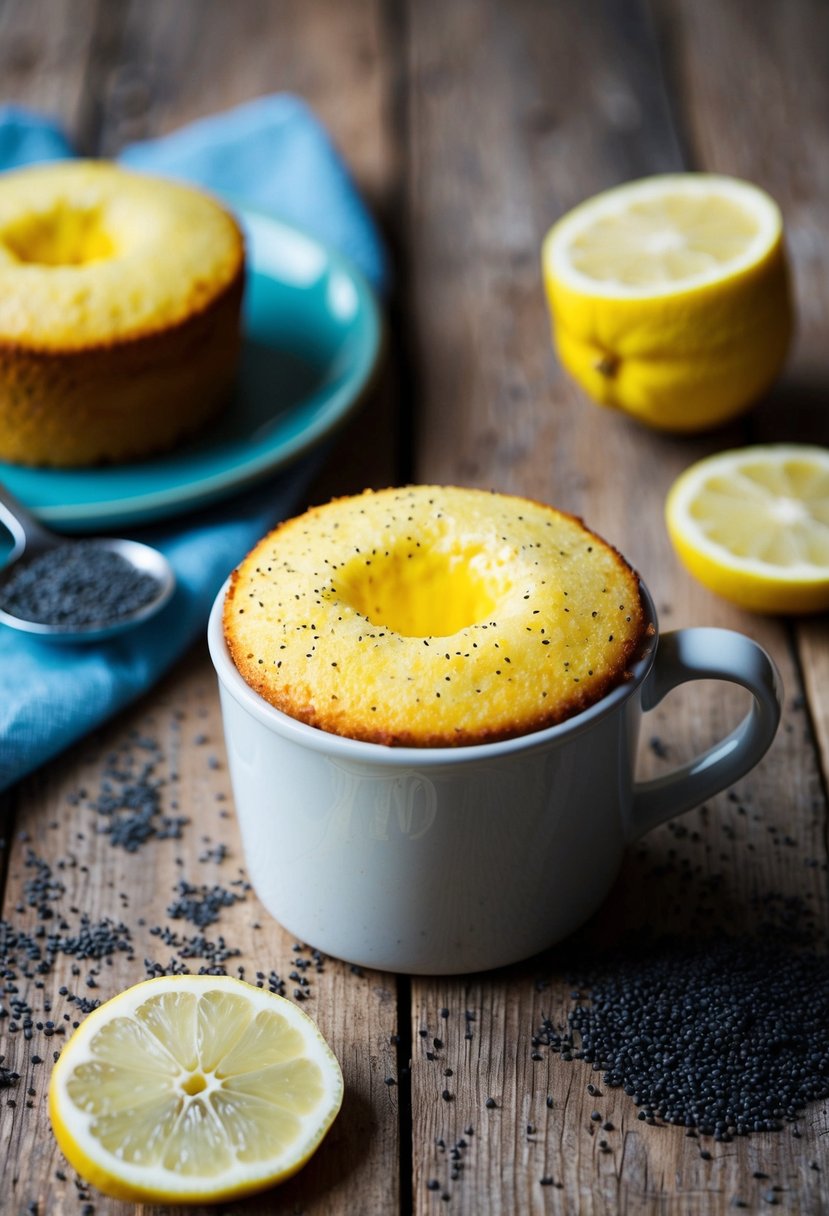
[1,1,828,1212]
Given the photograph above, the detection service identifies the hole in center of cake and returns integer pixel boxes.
[2,204,117,266]
[336,544,513,637]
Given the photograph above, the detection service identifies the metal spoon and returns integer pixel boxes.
[0,483,175,643]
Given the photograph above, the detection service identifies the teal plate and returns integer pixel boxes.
[0,209,382,532]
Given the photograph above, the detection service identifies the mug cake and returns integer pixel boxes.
[0,161,244,466]
[224,486,649,746]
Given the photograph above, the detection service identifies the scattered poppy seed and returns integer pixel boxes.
[166,879,245,928]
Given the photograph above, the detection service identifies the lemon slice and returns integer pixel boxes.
[665,445,829,614]
[542,175,793,431]
[48,975,344,1204]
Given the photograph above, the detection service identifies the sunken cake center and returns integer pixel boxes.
[334,542,515,638]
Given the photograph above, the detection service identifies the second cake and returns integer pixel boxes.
[0,161,245,467]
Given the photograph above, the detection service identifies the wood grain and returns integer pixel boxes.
[1,652,401,1216]
[650,0,829,814]
[96,0,399,209]
[0,0,111,149]
[1,1,828,1213]
[404,0,828,1212]
[0,1,401,1213]
[96,0,401,507]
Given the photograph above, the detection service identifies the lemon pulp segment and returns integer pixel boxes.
[665,445,829,614]
[548,176,778,295]
[49,976,343,1203]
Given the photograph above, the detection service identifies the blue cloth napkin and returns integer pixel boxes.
[0,98,387,793]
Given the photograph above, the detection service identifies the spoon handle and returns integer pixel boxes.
[0,483,58,562]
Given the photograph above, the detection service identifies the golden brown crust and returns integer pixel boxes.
[224,486,650,748]
[0,262,244,467]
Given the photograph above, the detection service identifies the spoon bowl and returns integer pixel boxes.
[0,484,176,644]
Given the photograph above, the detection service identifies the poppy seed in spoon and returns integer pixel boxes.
[0,543,161,628]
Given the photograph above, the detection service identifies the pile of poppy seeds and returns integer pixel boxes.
[0,542,161,628]
[536,933,829,1139]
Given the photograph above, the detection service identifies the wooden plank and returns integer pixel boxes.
[0,1,402,1213]
[404,0,828,1212]
[97,0,401,512]
[96,0,399,209]
[405,0,684,497]
[1,651,401,1216]
[0,0,110,149]
[649,0,829,798]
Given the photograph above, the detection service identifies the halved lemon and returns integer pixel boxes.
[542,175,793,431]
[665,445,829,614]
[48,975,344,1204]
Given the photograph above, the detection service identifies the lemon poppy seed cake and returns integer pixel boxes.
[0,161,245,466]
[224,486,649,747]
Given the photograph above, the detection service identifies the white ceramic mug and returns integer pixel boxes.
[208,581,781,974]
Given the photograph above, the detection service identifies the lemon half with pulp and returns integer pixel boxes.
[542,174,793,431]
[49,975,344,1204]
[666,444,829,614]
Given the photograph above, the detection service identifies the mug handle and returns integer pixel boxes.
[629,628,782,841]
